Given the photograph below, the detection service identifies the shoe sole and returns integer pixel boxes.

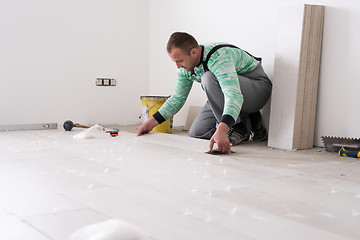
[230,135,250,146]
[252,134,268,141]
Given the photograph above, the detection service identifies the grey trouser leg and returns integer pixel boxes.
[189,63,272,139]
[189,101,217,139]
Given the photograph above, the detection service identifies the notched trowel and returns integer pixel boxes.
[205,149,235,155]
[321,136,360,153]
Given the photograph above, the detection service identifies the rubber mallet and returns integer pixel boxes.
[63,120,91,131]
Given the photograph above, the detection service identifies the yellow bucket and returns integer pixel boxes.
[140,96,173,133]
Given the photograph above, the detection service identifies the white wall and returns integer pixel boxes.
[314,1,360,145]
[149,0,360,146]
[0,0,149,126]
[2,0,359,147]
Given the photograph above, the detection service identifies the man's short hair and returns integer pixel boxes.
[167,32,199,54]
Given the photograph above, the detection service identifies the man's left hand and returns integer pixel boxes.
[209,122,231,155]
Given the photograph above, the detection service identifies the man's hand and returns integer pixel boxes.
[209,122,231,155]
[137,116,159,136]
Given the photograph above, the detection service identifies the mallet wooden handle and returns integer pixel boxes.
[73,123,91,128]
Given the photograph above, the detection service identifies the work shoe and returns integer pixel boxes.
[228,125,250,146]
[251,125,268,141]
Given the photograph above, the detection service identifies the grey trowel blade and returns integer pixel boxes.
[321,136,360,152]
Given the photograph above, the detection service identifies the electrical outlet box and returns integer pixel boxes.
[96,78,116,86]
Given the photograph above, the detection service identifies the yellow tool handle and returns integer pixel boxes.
[339,148,360,158]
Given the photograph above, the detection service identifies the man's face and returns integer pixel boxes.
[168,47,197,72]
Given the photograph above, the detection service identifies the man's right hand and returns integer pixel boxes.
[137,116,159,136]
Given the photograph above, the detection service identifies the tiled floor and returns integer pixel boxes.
[0,127,359,240]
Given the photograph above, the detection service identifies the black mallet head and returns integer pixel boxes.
[63,120,74,131]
